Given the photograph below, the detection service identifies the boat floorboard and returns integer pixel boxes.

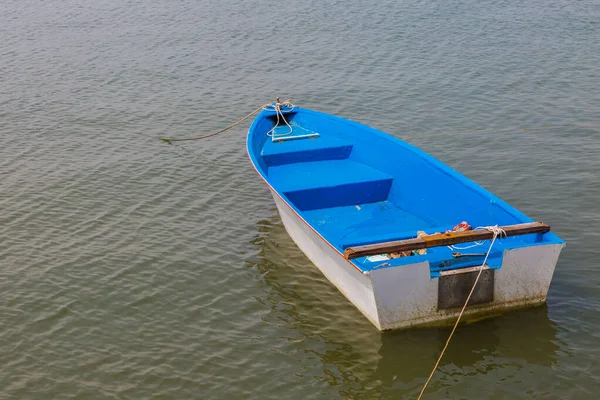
[302,200,433,250]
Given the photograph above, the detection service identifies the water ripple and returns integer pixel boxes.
[1,0,599,398]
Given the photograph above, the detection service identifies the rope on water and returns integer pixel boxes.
[158,104,266,145]
[154,99,599,146]
[417,225,506,400]
[158,99,294,145]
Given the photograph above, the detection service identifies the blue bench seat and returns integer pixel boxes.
[268,160,393,211]
[261,131,353,167]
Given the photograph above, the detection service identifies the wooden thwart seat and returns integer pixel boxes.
[343,222,551,259]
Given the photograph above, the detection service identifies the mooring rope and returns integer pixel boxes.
[158,104,266,145]
[154,98,600,146]
[417,225,506,400]
[158,99,294,145]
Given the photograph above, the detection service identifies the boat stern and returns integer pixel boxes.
[367,242,565,330]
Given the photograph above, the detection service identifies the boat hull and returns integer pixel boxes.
[272,189,564,330]
[247,105,565,331]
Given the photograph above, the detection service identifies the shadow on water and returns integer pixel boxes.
[246,214,561,398]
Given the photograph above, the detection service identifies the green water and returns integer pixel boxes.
[1,0,599,398]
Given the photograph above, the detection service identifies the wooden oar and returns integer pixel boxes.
[343,222,550,260]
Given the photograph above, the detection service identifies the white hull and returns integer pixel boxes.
[272,191,564,331]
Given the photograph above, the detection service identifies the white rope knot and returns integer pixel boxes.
[262,99,295,112]
[483,225,507,239]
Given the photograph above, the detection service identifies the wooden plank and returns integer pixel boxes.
[343,222,551,260]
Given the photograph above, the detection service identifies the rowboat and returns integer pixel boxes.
[246,102,565,331]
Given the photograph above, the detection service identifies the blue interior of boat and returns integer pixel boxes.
[247,107,564,275]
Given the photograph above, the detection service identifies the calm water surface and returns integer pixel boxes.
[1,0,599,398]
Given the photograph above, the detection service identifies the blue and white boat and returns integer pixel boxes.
[247,102,565,331]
